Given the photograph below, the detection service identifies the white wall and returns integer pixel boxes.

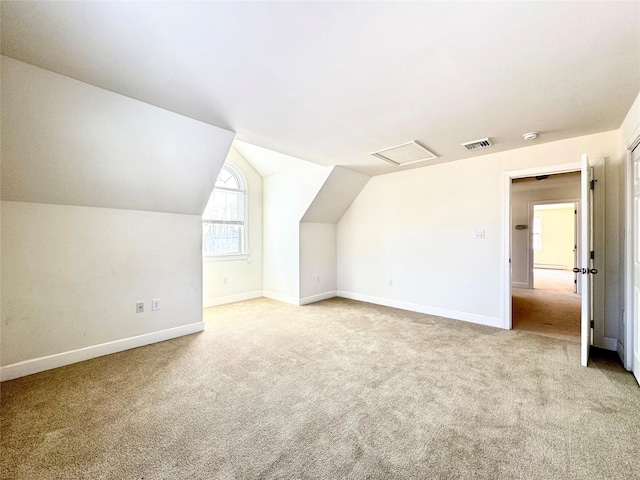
[297,166,369,305]
[260,162,368,306]
[203,147,264,306]
[0,57,234,379]
[511,173,580,288]
[620,92,640,149]
[299,223,337,304]
[263,164,330,304]
[1,202,204,377]
[337,130,620,331]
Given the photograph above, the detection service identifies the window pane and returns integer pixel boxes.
[203,224,242,255]
[215,167,239,190]
[532,216,541,251]
[203,165,247,256]
[203,190,244,221]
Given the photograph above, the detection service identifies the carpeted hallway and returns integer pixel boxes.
[1,297,639,479]
[512,269,581,343]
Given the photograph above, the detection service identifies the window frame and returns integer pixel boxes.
[532,215,542,251]
[202,164,249,261]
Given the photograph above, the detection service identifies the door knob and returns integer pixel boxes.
[572,267,581,273]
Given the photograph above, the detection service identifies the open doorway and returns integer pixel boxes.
[532,202,579,293]
[510,173,581,342]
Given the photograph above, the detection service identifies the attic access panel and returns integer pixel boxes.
[370,141,438,166]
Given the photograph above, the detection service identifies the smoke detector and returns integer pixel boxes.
[523,132,538,140]
[461,138,493,150]
[370,141,438,166]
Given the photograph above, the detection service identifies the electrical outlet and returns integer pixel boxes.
[316,274,320,283]
[222,276,228,285]
[152,298,160,311]
[387,278,393,287]
[136,302,144,313]
[473,229,485,239]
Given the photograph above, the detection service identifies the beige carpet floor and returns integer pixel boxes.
[1,297,639,479]
[512,269,581,343]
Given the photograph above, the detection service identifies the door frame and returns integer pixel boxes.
[502,162,581,330]
[526,198,581,291]
[625,136,640,373]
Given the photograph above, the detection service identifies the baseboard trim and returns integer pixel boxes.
[1,322,204,382]
[336,291,502,329]
[203,291,263,308]
[299,291,337,306]
[263,291,300,306]
[602,336,618,352]
[512,282,530,289]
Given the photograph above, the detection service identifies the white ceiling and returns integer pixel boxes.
[1,1,639,176]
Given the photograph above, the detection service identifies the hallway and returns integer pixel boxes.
[512,269,580,342]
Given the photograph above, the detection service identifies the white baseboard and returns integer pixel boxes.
[602,336,618,352]
[299,291,336,306]
[511,282,530,289]
[263,291,300,306]
[336,291,502,329]
[203,290,263,308]
[1,322,204,382]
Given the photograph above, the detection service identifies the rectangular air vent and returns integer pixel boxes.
[371,141,438,166]
[462,137,493,150]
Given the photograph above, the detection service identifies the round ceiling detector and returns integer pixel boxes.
[523,132,538,140]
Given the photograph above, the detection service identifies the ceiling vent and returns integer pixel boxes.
[462,137,493,151]
[370,141,438,166]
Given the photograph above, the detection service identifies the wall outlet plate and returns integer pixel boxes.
[152,299,160,311]
[473,229,485,239]
[136,302,144,313]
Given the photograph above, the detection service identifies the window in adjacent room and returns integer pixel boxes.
[532,215,542,251]
[202,164,247,257]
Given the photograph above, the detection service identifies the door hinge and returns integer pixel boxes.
[590,179,597,190]
[590,251,595,260]
[590,320,595,329]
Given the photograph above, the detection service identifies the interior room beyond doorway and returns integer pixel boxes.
[511,173,581,342]
[513,268,580,342]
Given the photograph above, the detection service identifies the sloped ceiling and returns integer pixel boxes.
[301,166,370,224]
[1,57,234,215]
[233,140,319,178]
[1,2,638,176]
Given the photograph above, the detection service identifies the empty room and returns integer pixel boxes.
[2,2,640,479]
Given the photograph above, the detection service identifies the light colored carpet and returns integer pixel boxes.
[1,297,639,479]
[513,269,581,343]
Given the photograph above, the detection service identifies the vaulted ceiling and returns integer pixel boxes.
[2,1,639,176]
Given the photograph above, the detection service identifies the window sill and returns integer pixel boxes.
[203,254,249,262]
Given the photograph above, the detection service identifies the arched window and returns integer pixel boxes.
[202,165,247,256]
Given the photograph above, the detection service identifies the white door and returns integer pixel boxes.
[633,147,640,384]
[580,154,593,367]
